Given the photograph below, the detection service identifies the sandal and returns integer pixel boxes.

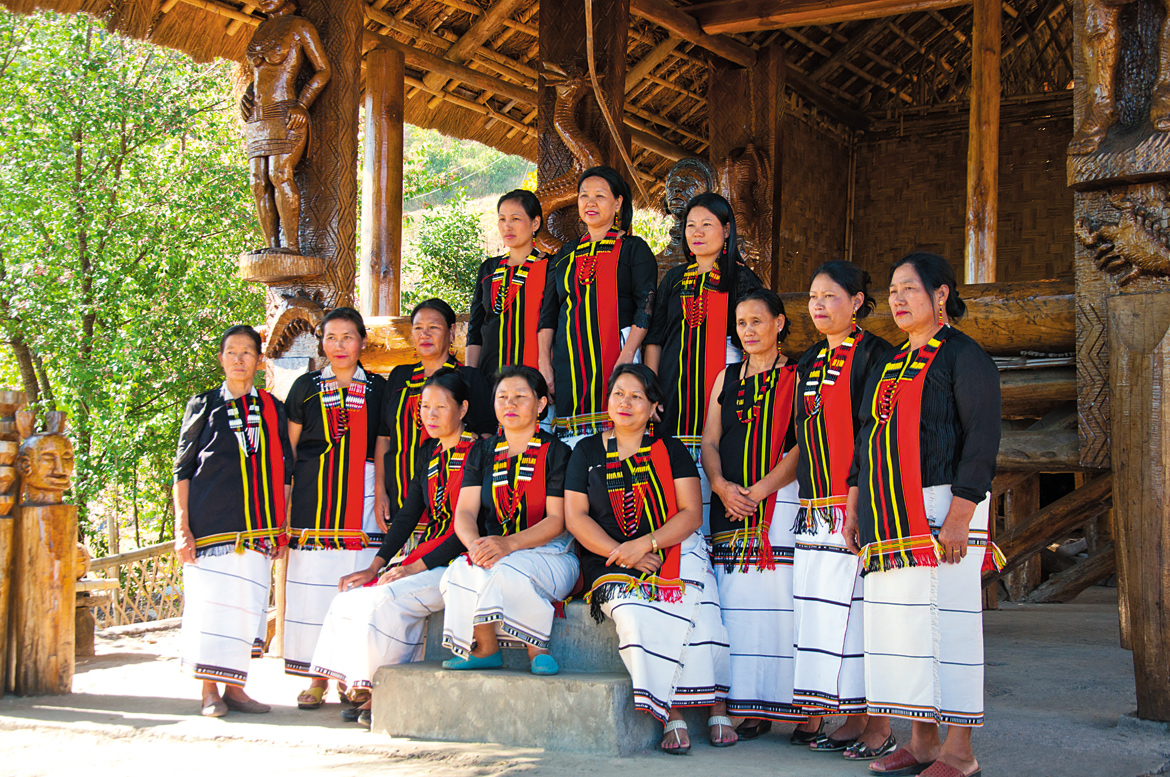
[347,688,371,707]
[869,747,929,776]
[296,686,326,710]
[845,734,898,761]
[735,719,772,740]
[660,719,691,755]
[790,718,825,746]
[707,715,737,747]
[810,732,857,751]
[920,763,980,777]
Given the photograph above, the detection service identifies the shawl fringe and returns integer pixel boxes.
[791,502,847,536]
[711,528,778,573]
[585,574,686,623]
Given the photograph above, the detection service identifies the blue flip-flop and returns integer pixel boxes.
[530,654,560,675]
[442,652,503,670]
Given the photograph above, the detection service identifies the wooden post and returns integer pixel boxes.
[360,46,404,318]
[270,555,288,658]
[1108,290,1170,720]
[964,0,1000,284]
[0,515,12,695]
[1003,476,1041,600]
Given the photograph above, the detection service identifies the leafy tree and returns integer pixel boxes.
[401,192,484,312]
[0,11,263,549]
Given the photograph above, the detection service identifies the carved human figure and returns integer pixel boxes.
[717,144,772,271]
[1071,0,1170,154]
[241,0,332,254]
[659,157,716,265]
[15,433,75,505]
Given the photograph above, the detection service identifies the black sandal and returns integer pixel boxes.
[843,734,898,761]
[735,719,772,740]
[809,733,858,751]
[789,719,825,746]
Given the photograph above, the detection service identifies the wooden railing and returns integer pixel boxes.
[87,542,184,629]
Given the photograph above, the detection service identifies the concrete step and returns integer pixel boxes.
[371,660,712,756]
[421,599,626,674]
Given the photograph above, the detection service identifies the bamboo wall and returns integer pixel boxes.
[850,115,1074,283]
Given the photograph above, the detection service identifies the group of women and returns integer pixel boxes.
[175,164,1000,777]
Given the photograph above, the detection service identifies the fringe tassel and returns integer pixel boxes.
[194,538,279,559]
[981,542,1007,574]
[711,530,776,573]
[792,505,847,536]
[860,541,942,576]
[584,576,686,623]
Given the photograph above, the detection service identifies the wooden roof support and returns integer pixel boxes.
[965,0,1000,284]
[421,0,528,97]
[629,0,756,68]
[687,0,971,34]
[626,36,683,93]
[173,0,259,27]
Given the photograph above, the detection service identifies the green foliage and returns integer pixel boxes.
[402,193,484,312]
[0,11,263,549]
[633,208,671,255]
[403,126,532,208]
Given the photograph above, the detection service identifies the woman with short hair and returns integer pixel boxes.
[845,252,1003,777]
[175,325,293,717]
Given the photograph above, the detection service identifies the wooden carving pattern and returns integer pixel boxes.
[659,157,717,269]
[716,144,773,279]
[1075,182,1170,284]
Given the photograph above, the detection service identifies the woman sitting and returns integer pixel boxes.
[439,366,577,674]
[310,369,480,726]
[565,364,733,754]
[700,288,819,744]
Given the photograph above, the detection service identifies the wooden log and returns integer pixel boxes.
[687,0,971,33]
[996,429,1082,471]
[0,516,12,695]
[1108,291,1170,719]
[11,504,76,695]
[420,0,528,94]
[779,279,1074,357]
[626,124,689,162]
[1025,542,1116,604]
[964,0,1000,284]
[983,472,1112,587]
[1003,475,1041,600]
[629,0,756,67]
[360,46,404,318]
[359,316,470,374]
[1000,368,1076,418]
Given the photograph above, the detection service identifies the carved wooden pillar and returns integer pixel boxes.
[707,45,784,290]
[0,391,21,695]
[537,0,630,247]
[360,46,404,318]
[1109,292,1170,720]
[965,0,1000,284]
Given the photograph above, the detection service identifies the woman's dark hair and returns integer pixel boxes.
[890,251,967,321]
[682,192,740,293]
[219,324,262,355]
[497,189,543,229]
[494,365,550,420]
[320,306,366,340]
[578,165,634,232]
[736,288,790,342]
[410,298,457,329]
[422,367,470,408]
[607,363,665,408]
[811,260,876,320]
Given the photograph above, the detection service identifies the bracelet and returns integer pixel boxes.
[650,532,659,553]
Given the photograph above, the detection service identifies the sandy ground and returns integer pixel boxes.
[0,587,1167,777]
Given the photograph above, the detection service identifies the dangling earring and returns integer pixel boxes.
[613,213,620,230]
[721,239,728,257]
[851,308,857,328]
[937,300,945,325]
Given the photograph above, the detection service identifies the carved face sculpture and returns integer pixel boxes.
[664,159,715,218]
[16,433,75,501]
[257,0,293,15]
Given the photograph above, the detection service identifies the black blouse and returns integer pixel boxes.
[564,434,699,590]
[793,331,895,500]
[461,430,571,536]
[538,235,658,334]
[847,327,1001,504]
[376,436,480,569]
[467,254,550,378]
[285,368,390,462]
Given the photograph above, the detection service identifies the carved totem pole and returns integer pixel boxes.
[657,157,717,270]
[0,391,24,696]
[9,410,77,696]
[236,0,361,399]
[1067,0,1170,721]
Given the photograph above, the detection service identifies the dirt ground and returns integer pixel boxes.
[0,586,1167,777]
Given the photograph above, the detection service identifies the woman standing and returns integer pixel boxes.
[380,298,494,524]
[566,364,734,753]
[283,307,389,708]
[538,166,657,446]
[311,369,479,726]
[440,366,577,674]
[700,289,819,743]
[467,190,548,378]
[791,262,895,759]
[645,192,761,533]
[175,325,293,717]
[844,252,1002,777]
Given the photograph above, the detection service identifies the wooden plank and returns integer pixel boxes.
[360,47,405,318]
[1000,369,1075,418]
[1025,542,1116,603]
[964,0,1000,284]
[997,429,1081,471]
[626,124,689,161]
[688,0,971,34]
[983,472,1113,587]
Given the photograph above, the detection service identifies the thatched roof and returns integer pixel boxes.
[0,0,1074,194]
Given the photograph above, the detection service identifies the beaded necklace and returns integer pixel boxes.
[489,254,538,314]
[680,262,721,328]
[491,435,544,534]
[319,368,367,441]
[734,353,781,425]
[573,228,620,285]
[605,433,654,537]
[225,392,262,455]
[425,430,478,526]
[803,328,860,415]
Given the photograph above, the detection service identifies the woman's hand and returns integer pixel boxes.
[374,491,390,532]
[843,486,862,555]
[631,551,663,575]
[378,560,426,585]
[714,477,757,520]
[937,514,972,564]
[174,526,197,565]
[338,567,378,591]
[469,535,514,569]
[606,536,652,569]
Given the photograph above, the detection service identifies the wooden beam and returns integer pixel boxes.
[965,0,1000,284]
[1000,368,1076,418]
[175,0,259,26]
[784,66,872,129]
[361,30,535,107]
[422,0,529,94]
[360,47,404,318]
[1025,542,1116,603]
[1003,474,1041,600]
[629,0,756,68]
[688,0,971,34]
[626,36,682,93]
[984,473,1113,587]
[810,19,887,81]
[997,429,1081,471]
[399,75,536,138]
[625,122,690,161]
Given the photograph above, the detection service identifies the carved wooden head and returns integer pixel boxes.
[16,433,75,504]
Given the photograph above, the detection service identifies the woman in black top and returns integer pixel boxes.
[174,325,293,717]
[843,252,1002,777]
[537,166,657,444]
[565,364,733,754]
[439,366,576,674]
[311,369,479,726]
